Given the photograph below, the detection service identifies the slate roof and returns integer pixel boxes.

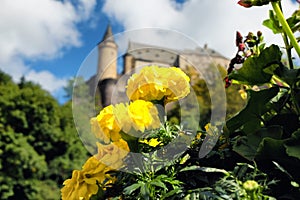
[126,41,228,64]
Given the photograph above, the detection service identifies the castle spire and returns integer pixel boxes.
[102,24,114,42]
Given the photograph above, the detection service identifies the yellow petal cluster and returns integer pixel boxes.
[90,105,121,143]
[126,66,190,104]
[114,100,160,133]
[96,139,130,170]
[61,139,130,200]
[61,156,110,200]
[128,100,161,132]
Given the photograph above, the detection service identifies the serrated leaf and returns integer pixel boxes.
[229,45,282,85]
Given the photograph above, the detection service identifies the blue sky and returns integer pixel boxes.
[0,0,298,103]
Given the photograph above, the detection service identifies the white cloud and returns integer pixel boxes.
[102,0,298,59]
[0,0,96,95]
[26,70,67,93]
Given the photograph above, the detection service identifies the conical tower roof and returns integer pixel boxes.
[102,24,114,42]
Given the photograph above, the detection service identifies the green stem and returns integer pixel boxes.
[282,32,294,69]
[272,1,300,58]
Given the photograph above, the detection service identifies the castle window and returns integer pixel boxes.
[155,54,160,57]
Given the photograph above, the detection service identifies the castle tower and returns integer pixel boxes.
[97,24,118,81]
[97,24,118,107]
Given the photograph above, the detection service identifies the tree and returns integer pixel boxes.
[0,71,89,199]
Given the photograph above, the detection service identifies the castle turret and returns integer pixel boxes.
[97,24,118,108]
[97,24,118,81]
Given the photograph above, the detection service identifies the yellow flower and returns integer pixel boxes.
[114,101,160,133]
[128,100,160,132]
[126,66,190,104]
[91,105,121,143]
[140,138,162,147]
[61,156,111,200]
[164,67,190,103]
[113,102,132,133]
[96,139,129,170]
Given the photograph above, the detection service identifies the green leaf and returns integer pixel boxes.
[233,126,283,160]
[284,130,300,159]
[150,180,167,191]
[263,10,282,34]
[287,10,300,33]
[273,66,300,86]
[179,165,202,172]
[141,183,150,199]
[123,182,143,195]
[256,137,286,160]
[162,188,183,199]
[229,45,282,85]
[179,166,229,175]
[227,87,279,134]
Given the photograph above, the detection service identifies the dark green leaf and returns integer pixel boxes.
[233,126,283,160]
[256,137,286,160]
[229,45,282,85]
[274,66,300,86]
[284,130,300,159]
[227,87,279,134]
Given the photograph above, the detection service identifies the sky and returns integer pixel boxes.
[0,0,298,103]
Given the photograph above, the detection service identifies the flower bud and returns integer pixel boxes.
[238,43,245,51]
[238,0,253,8]
[243,180,259,192]
[238,0,273,8]
[236,31,243,46]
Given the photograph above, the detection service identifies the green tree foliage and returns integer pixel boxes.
[0,71,89,199]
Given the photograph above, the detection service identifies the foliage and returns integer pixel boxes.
[224,1,300,198]
[0,72,88,199]
[182,163,276,200]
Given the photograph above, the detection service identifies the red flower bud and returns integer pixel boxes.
[257,31,262,37]
[236,31,243,46]
[238,0,252,8]
[238,43,245,51]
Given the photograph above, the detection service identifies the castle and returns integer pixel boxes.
[89,25,230,108]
